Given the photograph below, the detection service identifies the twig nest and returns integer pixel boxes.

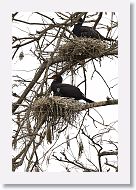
[57,38,110,61]
[32,96,84,125]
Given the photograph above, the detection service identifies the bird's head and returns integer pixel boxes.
[77,17,84,24]
[49,74,63,83]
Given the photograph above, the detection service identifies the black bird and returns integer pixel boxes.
[73,18,115,41]
[50,74,94,103]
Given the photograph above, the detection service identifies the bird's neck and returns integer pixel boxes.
[53,80,61,84]
[73,24,82,37]
[51,80,62,87]
[76,23,82,27]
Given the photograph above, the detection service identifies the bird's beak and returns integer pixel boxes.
[48,74,59,80]
[48,76,54,79]
[48,75,57,79]
[48,76,53,79]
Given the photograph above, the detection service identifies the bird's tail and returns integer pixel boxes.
[104,37,116,41]
[82,97,94,103]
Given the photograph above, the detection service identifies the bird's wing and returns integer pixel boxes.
[80,26,105,39]
[57,84,83,99]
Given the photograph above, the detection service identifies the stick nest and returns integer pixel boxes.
[57,38,110,61]
[32,96,84,125]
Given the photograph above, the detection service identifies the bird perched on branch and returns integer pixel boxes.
[73,18,115,41]
[50,74,94,103]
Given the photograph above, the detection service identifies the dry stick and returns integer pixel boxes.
[99,150,118,157]
[93,12,103,29]
[53,153,96,172]
[12,12,18,20]
[81,128,104,172]
[34,12,56,24]
[13,18,49,26]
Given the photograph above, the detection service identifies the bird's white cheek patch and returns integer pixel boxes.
[57,88,60,92]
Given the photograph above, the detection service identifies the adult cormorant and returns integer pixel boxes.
[73,18,114,41]
[50,74,94,103]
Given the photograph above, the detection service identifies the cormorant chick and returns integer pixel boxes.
[50,74,94,103]
[73,18,115,41]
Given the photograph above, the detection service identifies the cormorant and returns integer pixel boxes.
[50,74,94,103]
[73,18,115,41]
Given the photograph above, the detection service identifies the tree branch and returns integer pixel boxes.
[93,12,103,29]
[79,99,118,111]
[99,150,118,157]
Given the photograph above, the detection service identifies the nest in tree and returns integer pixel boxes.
[32,96,84,126]
[57,38,110,61]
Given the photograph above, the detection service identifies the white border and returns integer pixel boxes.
[0,0,130,184]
